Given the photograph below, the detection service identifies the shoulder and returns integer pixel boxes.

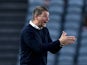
[43,27,50,34]
[21,24,35,35]
[42,27,50,35]
[43,27,49,31]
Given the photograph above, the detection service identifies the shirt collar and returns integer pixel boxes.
[29,20,41,30]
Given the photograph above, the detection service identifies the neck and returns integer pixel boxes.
[32,20,41,28]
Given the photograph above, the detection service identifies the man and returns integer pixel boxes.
[20,6,76,65]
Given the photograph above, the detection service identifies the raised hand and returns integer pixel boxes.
[59,31,76,46]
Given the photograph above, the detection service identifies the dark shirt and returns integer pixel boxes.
[20,24,62,65]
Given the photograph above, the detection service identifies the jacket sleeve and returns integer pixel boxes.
[45,28,62,54]
[22,29,62,54]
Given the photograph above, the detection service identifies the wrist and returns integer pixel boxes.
[59,39,65,47]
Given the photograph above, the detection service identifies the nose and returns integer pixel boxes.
[46,17,49,21]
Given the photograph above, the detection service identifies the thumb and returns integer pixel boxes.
[61,31,67,36]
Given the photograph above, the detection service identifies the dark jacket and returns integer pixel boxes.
[20,24,62,65]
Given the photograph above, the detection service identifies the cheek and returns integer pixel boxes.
[38,17,43,21]
[39,18,45,22]
[37,17,40,20]
[43,17,49,21]
[42,18,47,21]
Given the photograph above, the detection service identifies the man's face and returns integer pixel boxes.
[37,11,49,28]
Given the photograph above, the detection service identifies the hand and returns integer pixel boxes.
[59,31,76,46]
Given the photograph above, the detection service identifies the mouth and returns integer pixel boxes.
[44,21,48,23]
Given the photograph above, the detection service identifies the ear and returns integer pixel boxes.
[34,14,38,20]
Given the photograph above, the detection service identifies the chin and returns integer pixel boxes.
[43,24,46,27]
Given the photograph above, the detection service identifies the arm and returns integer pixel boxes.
[22,29,62,54]
[46,28,62,54]
[43,40,62,54]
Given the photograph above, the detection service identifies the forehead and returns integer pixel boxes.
[41,11,49,16]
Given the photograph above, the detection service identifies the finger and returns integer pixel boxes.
[69,40,75,44]
[67,36,76,39]
[68,37,76,41]
[62,31,67,36]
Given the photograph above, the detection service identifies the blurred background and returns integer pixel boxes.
[0,0,87,65]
